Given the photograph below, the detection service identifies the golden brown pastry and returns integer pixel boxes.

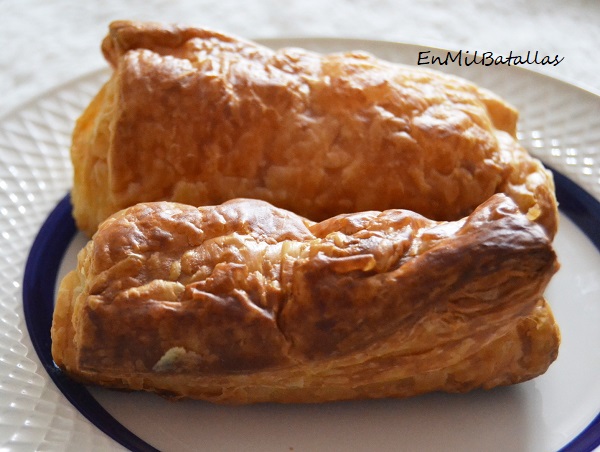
[71,20,557,239]
[57,21,561,404]
[51,195,560,403]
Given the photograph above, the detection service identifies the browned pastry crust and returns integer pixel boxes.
[51,195,560,403]
[56,21,561,404]
[71,20,557,238]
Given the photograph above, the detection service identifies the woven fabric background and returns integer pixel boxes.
[2,0,599,118]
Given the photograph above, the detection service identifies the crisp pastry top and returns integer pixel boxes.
[71,20,557,238]
[55,21,561,403]
[52,194,558,382]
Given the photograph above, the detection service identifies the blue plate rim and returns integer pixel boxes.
[22,168,600,452]
[22,194,158,452]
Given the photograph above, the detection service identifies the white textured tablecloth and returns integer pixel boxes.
[2,0,600,118]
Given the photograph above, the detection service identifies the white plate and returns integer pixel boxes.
[2,38,600,451]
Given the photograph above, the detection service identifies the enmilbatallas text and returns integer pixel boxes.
[417,50,564,67]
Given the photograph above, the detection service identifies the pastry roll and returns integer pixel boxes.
[71,20,557,238]
[56,21,561,404]
[51,195,560,403]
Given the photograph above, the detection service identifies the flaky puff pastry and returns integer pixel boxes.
[71,21,557,238]
[52,195,560,404]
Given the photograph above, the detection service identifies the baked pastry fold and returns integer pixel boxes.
[55,20,561,404]
[71,20,557,239]
[51,195,560,403]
